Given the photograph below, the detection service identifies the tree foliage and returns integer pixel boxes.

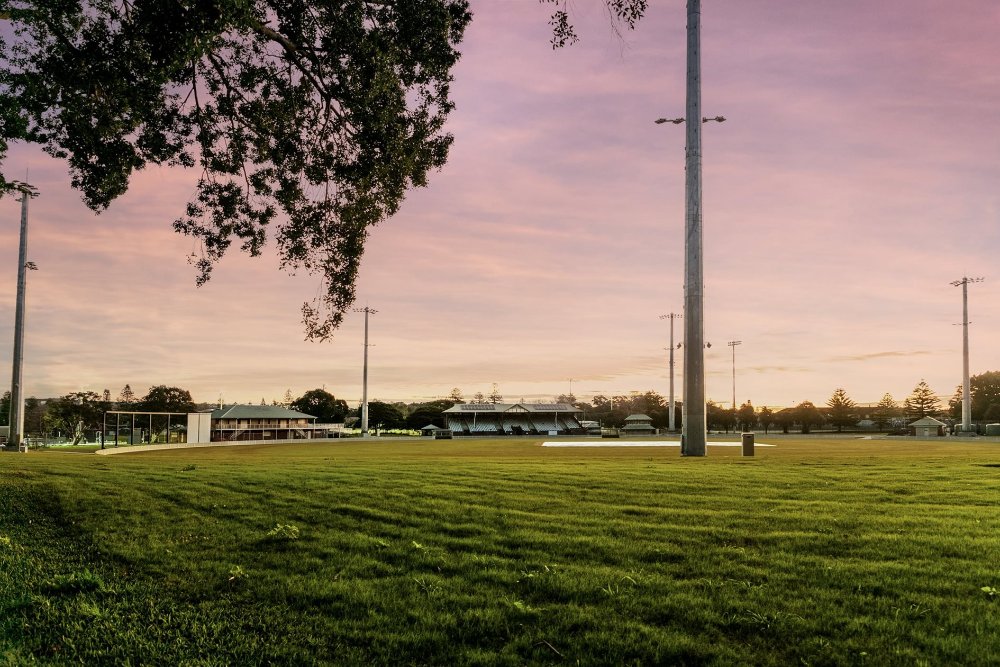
[737,401,756,432]
[825,388,857,432]
[1,0,472,339]
[290,388,349,423]
[793,401,824,434]
[361,400,404,430]
[542,0,648,48]
[873,393,899,430]
[140,385,195,413]
[0,390,9,427]
[904,380,941,420]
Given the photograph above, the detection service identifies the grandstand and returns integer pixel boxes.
[443,402,584,436]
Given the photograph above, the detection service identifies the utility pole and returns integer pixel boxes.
[951,277,983,433]
[8,182,38,453]
[353,306,377,436]
[660,313,682,431]
[727,340,742,411]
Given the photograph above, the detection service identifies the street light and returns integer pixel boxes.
[727,340,742,411]
[951,277,983,433]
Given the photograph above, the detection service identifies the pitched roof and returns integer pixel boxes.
[210,404,314,420]
[909,416,945,426]
[443,402,578,414]
[625,414,653,422]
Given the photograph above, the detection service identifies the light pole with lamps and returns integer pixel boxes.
[951,276,983,433]
[660,313,682,431]
[655,0,724,456]
[353,306,377,436]
[727,340,742,411]
[8,181,39,453]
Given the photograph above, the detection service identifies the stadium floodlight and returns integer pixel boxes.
[8,181,38,453]
[727,340,742,410]
[655,1,725,456]
[660,313,682,431]
[352,306,377,436]
[951,277,984,433]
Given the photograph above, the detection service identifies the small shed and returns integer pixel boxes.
[420,424,452,439]
[622,414,656,435]
[909,416,945,437]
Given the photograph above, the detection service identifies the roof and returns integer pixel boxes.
[420,424,447,431]
[625,414,653,422]
[443,402,579,414]
[909,416,945,426]
[211,404,314,420]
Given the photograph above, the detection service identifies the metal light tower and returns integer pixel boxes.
[660,313,682,431]
[951,277,983,433]
[727,340,742,410]
[8,182,38,453]
[654,0,724,456]
[353,306,377,436]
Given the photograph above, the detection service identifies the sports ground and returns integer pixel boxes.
[2,437,999,664]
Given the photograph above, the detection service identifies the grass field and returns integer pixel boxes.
[2,437,999,665]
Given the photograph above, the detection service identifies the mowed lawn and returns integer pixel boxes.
[2,438,999,665]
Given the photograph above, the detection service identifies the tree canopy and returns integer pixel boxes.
[904,380,941,420]
[290,388,349,423]
[140,385,195,413]
[1,0,472,339]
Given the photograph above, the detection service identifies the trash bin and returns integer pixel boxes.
[741,432,754,457]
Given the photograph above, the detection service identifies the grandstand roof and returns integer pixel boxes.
[443,402,579,414]
[211,404,315,420]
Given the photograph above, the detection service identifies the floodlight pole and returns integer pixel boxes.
[951,277,983,433]
[8,183,38,453]
[354,306,377,437]
[727,340,742,410]
[660,313,682,431]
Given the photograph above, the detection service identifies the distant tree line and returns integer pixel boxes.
[6,372,999,441]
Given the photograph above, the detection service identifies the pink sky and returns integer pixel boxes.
[1,0,998,409]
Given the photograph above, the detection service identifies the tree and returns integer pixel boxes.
[543,0,648,48]
[1,1,473,339]
[361,401,404,431]
[758,406,774,434]
[737,401,756,432]
[405,400,455,430]
[774,408,795,434]
[448,388,465,404]
[117,384,136,408]
[0,390,10,427]
[282,389,294,407]
[873,393,899,430]
[826,388,857,433]
[488,383,503,404]
[472,392,486,404]
[290,389,349,423]
[793,401,824,434]
[45,391,104,442]
[140,386,195,413]
[904,380,941,419]
[970,371,1000,421]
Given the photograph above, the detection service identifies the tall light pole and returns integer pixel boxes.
[727,340,742,411]
[660,313,682,431]
[951,277,983,433]
[8,182,38,453]
[353,306,377,436]
[655,0,724,456]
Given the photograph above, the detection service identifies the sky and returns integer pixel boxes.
[1,0,998,410]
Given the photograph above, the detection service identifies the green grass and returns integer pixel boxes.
[2,437,1000,665]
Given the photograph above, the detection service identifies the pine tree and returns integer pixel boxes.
[873,393,899,430]
[826,388,858,432]
[904,380,941,419]
[488,383,503,404]
[118,384,136,408]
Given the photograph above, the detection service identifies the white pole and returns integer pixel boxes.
[952,277,982,433]
[361,308,370,436]
[9,184,36,452]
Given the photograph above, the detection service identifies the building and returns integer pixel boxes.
[443,402,583,435]
[909,415,945,437]
[622,414,656,435]
[210,404,318,441]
